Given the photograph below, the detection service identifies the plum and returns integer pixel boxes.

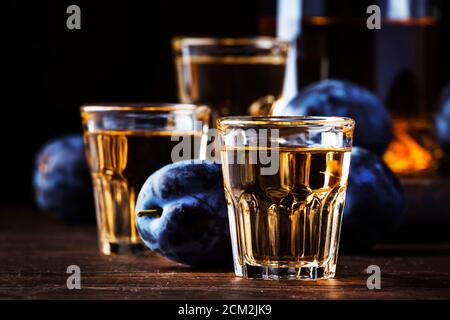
[341,147,406,252]
[33,134,95,223]
[435,84,450,157]
[135,160,232,268]
[275,79,393,155]
[134,150,405,264]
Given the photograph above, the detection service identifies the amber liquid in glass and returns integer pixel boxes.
[175,56,286,119]
[221,146,351,279]
[84,130,204,254]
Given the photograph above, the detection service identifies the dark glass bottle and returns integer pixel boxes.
[268,0,445,175]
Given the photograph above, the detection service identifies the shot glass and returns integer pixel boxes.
[172,37,289,121]
[81,104,209,255]
[217,116,355,280]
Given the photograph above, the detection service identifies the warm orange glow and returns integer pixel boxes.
[304,16,437,27]
[383,119,440,175]
[309,16,330,26]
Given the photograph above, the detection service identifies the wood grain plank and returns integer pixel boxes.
[0,207,449,299]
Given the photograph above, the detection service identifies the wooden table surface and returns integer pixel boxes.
[1,207,449,300]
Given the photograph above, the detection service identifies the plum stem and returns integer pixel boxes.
[137,208,162,218]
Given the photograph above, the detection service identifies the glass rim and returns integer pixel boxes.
[80,103,199,113]
[172,36,290,49]
[217,116,355,129]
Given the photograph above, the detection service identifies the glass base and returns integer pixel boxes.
[237,263,336,280]
[100,242,146,255]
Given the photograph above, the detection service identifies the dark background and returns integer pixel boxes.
[4,0,450,205]
[4,0,265,204]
